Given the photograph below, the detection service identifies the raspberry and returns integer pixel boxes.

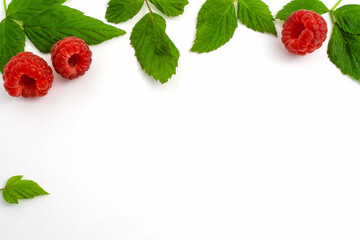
[281,10,328,55]
[51,36,92,79]
[3,52,53,98]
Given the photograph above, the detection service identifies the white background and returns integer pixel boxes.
[1,0,360,239]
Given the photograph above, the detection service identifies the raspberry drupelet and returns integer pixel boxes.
[51,36,92,79]
[3,52,54,98]
[281,10,328,55]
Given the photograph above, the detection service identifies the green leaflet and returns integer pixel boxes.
[149,0,189,17]
[328,24,360,81]
[276,0,329,20]
[130,13,179,84]
[23,5,126,53]
[7,0,66,22]
[0,19,25,73]
[106,0,144,23]
[332,5,360,35]
[105,0,185,83]
[191,0,237,53]
[237,0,277,36]
[2,176,49,204]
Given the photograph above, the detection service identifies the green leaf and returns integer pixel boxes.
[0,19,25,73]
[149,0,189,17]
[130,13,179,83]
[191,0,238,53]
[2,176,49,204]
[237,0,277,36]
[23,5,126,53]
[328,24,360,81]
[276,0,329,20]
[106,0,144,23]
[332,5,360,35]
[7,0,66,22]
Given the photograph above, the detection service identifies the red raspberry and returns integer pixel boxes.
[281,10,328,55]
[3,52,53,98]
[51,37,92,79]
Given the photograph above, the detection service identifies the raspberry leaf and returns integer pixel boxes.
[328,24,360,81]
[191,0,237,53]
[276,0,329,20]
[2,176,49,204]
[0,18,25,73]
[106,0,145,24]
[130,13,179,83]
[332,5,360,35]
[23,5,126,53]
[237,0,277,36]
[6,0,66,22]
[148,0,189,17]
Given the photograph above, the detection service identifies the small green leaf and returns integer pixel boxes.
[237,0,277,36]
[149,0,189,17]
[328,24,360,81]
[130,13,179,83]
[332,5,360,35]
[7,0,66,22]
[191,0,238,53]
[2,176,49,204]
[106,0,144,23]
[23,5,126,53]
[0,19,25,73]
[276,0,329,20]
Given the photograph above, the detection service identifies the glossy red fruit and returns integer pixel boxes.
[51,36,92,79]
[281,10,328,55]
[3,52,53,98]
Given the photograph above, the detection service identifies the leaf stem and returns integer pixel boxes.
[331,0,342,11]
[144,0,155,23]
[3,0,6,15]
[0,188,4,191]
[144,0,153,15]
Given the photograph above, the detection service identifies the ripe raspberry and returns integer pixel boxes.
[51,36,92,79]
[3,52,53,98]
[281,10,328,55]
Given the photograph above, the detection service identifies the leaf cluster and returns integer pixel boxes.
[192,0,277,53]
[0,0,125,73]
[274,0,360,82]
[106,0,188,84]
